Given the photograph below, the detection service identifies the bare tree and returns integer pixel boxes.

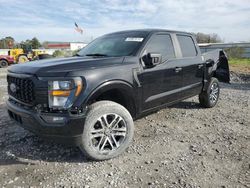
[194,32,222,43]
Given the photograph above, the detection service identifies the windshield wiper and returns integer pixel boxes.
[85,53,108,57]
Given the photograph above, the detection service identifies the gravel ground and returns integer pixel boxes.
[0,67,249,187]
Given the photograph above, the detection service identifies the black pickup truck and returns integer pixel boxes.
[6,29,230,160]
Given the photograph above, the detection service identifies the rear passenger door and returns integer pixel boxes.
[176,34,204,97]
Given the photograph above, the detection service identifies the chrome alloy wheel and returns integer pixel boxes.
[209,83,219,103]
[90,113,127,153]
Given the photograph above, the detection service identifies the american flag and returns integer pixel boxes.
[75,22,83,34]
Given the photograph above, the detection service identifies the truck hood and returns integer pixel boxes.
[8,56,124,77]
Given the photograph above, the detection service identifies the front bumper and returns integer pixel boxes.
[6,100,86,145]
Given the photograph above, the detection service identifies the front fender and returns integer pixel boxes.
[86,80,135,104]
[77,80,138,117]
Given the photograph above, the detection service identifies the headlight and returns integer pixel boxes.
[48,77,83,109]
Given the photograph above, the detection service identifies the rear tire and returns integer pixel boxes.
[0,60,8,68]
[199,77,220,108]
[79,101,134,161]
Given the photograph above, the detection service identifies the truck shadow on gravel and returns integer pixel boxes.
[169,101,202,109]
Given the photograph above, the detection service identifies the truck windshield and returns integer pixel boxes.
[77,35,145,57]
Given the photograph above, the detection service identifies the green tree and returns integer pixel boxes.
[30,37,41,49]
[0,36,42,50]
[19,40,32,52]
[19,37,41,51]
[0,36,15,49]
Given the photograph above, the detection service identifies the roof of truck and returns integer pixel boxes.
[106,29,192,36]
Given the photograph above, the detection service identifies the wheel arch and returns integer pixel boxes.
[0,58,9,62]
[205,50,230,83]
[84,80,137,118]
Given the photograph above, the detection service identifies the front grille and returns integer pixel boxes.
[7,76,35,104]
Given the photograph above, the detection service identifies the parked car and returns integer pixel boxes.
[6,29,230,160]
[0,55,14,68]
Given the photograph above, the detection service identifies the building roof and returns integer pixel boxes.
[45,41,87,44]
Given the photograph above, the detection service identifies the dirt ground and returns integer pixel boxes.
[0,67,249,188]
[230,64,250,75]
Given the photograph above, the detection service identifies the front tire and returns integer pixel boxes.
[199,77,220,108]
[80,101,134,161]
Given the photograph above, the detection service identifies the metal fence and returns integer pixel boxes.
[199,42,250,58]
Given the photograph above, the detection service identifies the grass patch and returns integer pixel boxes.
[229,58,250,65]
[228,58,250,74]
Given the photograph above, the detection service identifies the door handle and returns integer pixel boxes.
[198,64,204,69]
[175,67,182,73]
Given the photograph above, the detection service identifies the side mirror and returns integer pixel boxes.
[142,53,162,68]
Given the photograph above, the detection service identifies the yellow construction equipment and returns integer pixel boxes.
[8,49,28,63]
[8,48,49,63]
[32,49,47,59]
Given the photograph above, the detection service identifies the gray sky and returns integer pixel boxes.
[0,0,250,42]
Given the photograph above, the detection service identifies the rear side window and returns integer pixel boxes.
[145,34,175,61]
[177,35,197,57]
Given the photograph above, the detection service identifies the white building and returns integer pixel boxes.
[0,49,10,55]
[44,42,87,51]
[70,42,87,51]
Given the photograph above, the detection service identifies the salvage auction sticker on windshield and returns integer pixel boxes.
[125,37,144,42]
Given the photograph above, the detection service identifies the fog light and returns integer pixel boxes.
[52,117,65,122]
[41,115,66,124]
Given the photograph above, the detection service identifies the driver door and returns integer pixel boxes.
[139,33,183,111]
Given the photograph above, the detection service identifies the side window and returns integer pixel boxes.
[177,35,197,57]
[144,34,175,62]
